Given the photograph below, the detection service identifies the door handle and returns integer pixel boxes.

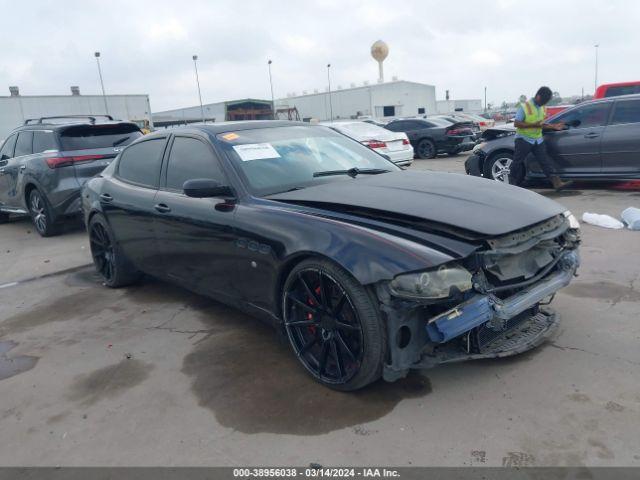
[584,132,600,139]
[154,203,171,213]
[19,165,26,171]
[100,193,113,203]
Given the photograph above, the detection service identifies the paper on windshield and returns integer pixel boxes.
[233,143,281,161]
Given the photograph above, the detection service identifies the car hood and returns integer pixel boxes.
[267,171,565,237]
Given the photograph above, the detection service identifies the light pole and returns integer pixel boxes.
[193,55,205,123]
[484,86,487,112]
[327,63,333,122]
[94,52,109,115]
[268,59,275,120]
[594,44,599,91]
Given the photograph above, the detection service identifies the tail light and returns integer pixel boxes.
[479,121,487,127]
[45,154,107,169]
[402,139,410,145]
[365,140,387,149]
[446,129,465,136]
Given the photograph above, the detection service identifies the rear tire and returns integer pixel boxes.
[483,152,524,186]
[282,258,386,391]
[416,139,437,159]
[88,214,140,288]
[28,188,60,237]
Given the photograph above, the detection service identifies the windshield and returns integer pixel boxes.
[218,125,399,196]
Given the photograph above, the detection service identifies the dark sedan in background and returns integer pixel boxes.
[82,121,579,391]
[466,94,640,185]
[385,117,476,158]
[0,115,142,236]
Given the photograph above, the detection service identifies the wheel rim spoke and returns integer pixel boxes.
[336,321,359,332]
[330,339,344,380]
[90,224,114,282]
[318,341,329,376]
[298,273,320,306]
[285,292,318,314]
[336,331,357,363]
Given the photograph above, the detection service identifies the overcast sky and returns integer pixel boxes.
[2,0,638,112]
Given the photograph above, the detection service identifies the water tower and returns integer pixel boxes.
[371,40,389,83]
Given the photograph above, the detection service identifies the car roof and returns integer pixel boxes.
[10,120,139,134]
[164,120,310,136]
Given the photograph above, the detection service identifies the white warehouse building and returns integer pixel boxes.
[436,99,483,114]
[276,80,437,121]
[0,86,153,139]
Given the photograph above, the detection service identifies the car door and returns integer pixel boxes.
[541,102,611,175]
[2,131,34,208]
[599,98,640,174]
[0,133,18,207]
[153,134,240,301]
[104,136,167,274]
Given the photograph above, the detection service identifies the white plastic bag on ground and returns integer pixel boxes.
[621,207,640,230]
[581,212,624,229]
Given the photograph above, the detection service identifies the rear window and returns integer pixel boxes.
[333,122,387,138]
[60,124,142,151]
[604,85,640,97]
[117,138,166,188]
[610,100,640,125]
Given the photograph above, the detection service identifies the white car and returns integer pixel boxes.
[456,113,496,131]
[322,121,414,166]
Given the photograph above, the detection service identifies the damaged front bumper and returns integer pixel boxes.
[380,250,579,381]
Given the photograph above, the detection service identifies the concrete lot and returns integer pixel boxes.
[1,155,639,466]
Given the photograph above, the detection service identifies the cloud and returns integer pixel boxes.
[1,0,639,109]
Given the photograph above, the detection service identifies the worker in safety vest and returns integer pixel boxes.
[513,86,572,190]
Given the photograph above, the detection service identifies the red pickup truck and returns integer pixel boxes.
[594,81,640,98]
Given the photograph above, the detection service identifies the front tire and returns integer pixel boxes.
[483,152,524,186]
[88,214,140,288]
[282,258,385,391]
[28,188,59,237]
[416,139,437,159]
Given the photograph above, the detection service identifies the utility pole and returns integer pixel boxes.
[594,44,599,91]
[94,52,109,115]
[327,63,333,122]
[484,86,487,112]
[268,60,275,120]
[193,55,205,123]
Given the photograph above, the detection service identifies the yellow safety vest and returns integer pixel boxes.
[516,100,546,139]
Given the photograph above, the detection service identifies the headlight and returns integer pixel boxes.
[389,263,473,300]
[563,210,580,230]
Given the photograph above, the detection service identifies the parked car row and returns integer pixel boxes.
[466,94,640,185]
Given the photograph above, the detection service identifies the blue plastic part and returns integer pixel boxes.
[426,296,493,343]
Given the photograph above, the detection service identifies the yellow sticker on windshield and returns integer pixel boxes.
[222,132,239,141]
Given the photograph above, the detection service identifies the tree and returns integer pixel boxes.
[547,91,563,106]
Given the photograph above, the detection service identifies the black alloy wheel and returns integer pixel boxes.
[90,221,116,284]
[283,259,385,390]
[417,139,437,159]
[88,215,140,288]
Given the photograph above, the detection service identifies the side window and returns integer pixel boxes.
[165,137,223,191]
[32,131,58,154]
[117,138,166,188]
[407,121,426,129]
[0,134,18,160]
[610,100,640,125]
[604,85,640,98]
[14,131,34,157]
[386,122,403,132]
[556,103,611,129]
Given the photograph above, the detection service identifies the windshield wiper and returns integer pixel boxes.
[313,167,391,178]
[112,136,130,147]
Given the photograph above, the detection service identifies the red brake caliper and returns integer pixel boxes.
[306,285,322,334]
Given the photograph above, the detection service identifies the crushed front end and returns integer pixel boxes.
[377,212,581,381]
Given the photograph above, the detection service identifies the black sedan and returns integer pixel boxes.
[385,117,476,158]
[82,121,580,391]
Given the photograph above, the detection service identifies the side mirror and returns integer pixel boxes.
[183,179,234,198]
